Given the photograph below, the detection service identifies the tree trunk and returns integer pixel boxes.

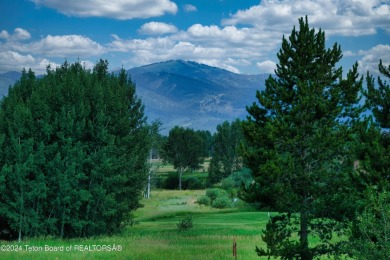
[178,168,183,190]
[300,197,312,260]
[146,171,151,198]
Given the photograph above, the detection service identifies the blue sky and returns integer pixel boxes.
[0,0,389,75]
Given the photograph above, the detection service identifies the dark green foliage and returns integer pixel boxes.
[364,59,390,128]
[347,59,390,258]
[205,188,227,202]
[196,195,211,206]
[212,196,232,209]
[351,59,390,192]
[256,214,300,259]
[202,188,232,209]
[164,172,180,190]
[182,176,204,190]
[162,126,205,190]
[220,168,253,200]
[350,121,390,192]
[0,60,151,239]
[177,215,193,231]
[196,130,213,158]
[347,190,390,259]
[241,17,363,259]
[208,119,243,184]
[221,168,252,190]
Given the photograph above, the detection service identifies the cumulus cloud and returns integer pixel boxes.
[222,0,390,37]
[138,22,178,35]
[16,35,106,57]
[0,30,9,40]
[183,4,197,12]
[358,44,390,75]
[3,1,389,75]
[0,31,106,73]
[13,28,31,41]
[256,60,277,74]
[31,0,178,19]
[0,51,60,73]
[0,28,31,41]
[108,23,277,73]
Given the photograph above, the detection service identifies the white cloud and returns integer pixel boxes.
[197,59,240,73]
[0,30,9,40]
[183,4,197,12]
[13,28,31,41]
[3,1,388,75]
[138,22,178,35]
[0,28,31,41]
[0,51,60,73]
[106,18,288,73]
[222,0,390,37]
[19,35,106,57]
[0,32,106,73]
[256,60,277,74]
[358,44,390,75]
[31,0,178,19]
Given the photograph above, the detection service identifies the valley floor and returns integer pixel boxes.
[0,189,268,259]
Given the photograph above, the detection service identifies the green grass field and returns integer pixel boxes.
[1,189,271,259]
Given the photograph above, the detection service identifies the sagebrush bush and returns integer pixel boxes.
[177,215,193,231]
[196,195,211,206]
[205,188,227,201]
[212,196,232,209]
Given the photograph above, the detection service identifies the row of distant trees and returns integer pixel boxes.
[160,119,243,189]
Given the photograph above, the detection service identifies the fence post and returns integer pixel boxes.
[233,238,237,260]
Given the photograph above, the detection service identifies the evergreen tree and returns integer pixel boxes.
[208,119,243,184]
[162,126,205,190]
[0,60,151,239]
[358,59,390,189]
[348,189,390,259]
[364,59,390,128]
[240,17,362,259]
[346,60,390,258]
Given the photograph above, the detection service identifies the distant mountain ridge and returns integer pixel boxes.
[0,71,22,98]
[0,60,268,133]
[128,60,267,133]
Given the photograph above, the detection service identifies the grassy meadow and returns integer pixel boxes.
[0,141,356,260]
[1,188,271,259]
[1,162,347,259]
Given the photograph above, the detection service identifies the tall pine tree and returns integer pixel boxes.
[240,17,362,259]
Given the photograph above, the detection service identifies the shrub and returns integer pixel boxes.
[221,177,235,191]
[177,215,193,231]
[164,172,179,189]
[212,196,232,209]
[223,168,253,188]
[196,195,211,206]
[183,176,204,190]
[205,188,227,201]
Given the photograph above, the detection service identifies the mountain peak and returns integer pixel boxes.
[0,61,268,133]
[128,60,267,133]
